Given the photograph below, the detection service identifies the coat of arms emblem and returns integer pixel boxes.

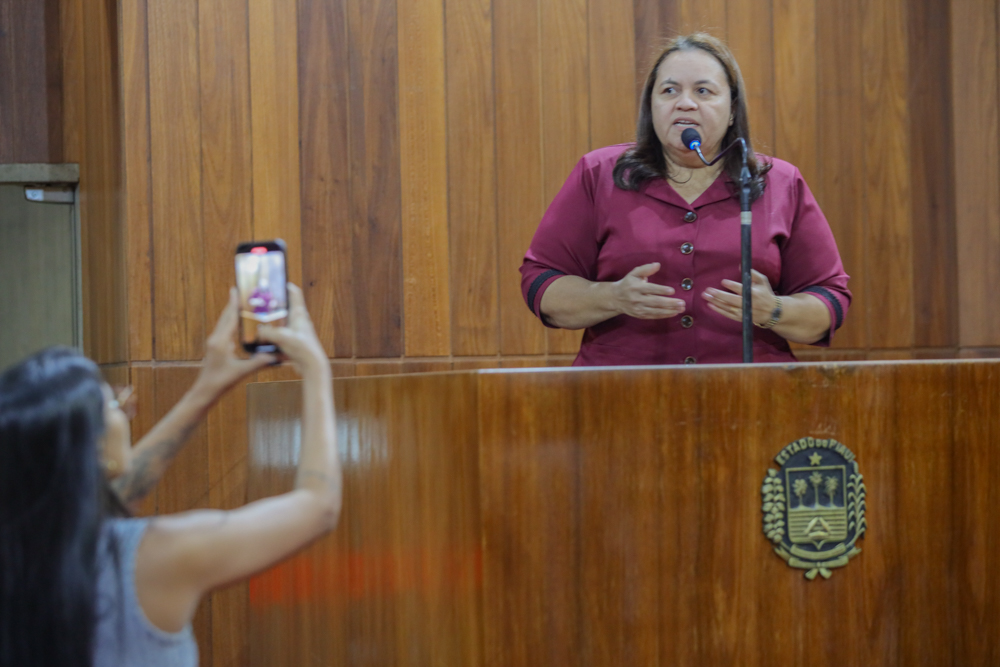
[761,437,867,580]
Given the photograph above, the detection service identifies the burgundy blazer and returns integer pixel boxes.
[520,144,852,366]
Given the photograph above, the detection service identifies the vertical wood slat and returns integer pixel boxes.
[954,0,1000,346]
[299,0,354,358]
[81,0,128,364]
[248,0,302,289]
[816,0,865,349]
[348,0,403,358]
[677,0,727,41]
[588,0,636,150]
[908,0,957,348]
[0,0,15,162]
[632,0,679,103]
[0,0,51,162]
[121,0,153,361]
[495,0,545,355]
[773,0,817,182]
[726,0,774,155]
[199,0,253,325]
[398,0,451,356]
[541,0,587,356]
[862,0,914,349]
[148,0,205,360]
[59,0,85,163]
[446,0,499,357]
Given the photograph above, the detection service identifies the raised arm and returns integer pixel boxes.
[133,284,342,634]
[110,290,275,508]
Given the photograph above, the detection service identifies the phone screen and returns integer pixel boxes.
[235,242,288,352]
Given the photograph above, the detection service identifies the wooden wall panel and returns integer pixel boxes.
[541,0,588,356]
[121,0,153,361]
[908,0,957,348]
[446,0,498,357]
[0,0,62,162]
[0,1,16,161]
[248,0,302,288]
[59,0,84,162]
[495,0,546,356]
[348,0,403,358]
[200,0,253,327]
[677,0,726,42]
[727,0,774,154]
[815,0,866,350]
[79,0,127,364]
[398,0,451,357]
[148,0,205,360]
[632,0,678,102]
[862,0,914,349]
[954,0,1000,347]
[953,363,1000,665]
[299,0,354,358]
[772,0,817,185]
[589,0,636,149]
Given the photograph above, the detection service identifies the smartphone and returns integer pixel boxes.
[234,239,288,353]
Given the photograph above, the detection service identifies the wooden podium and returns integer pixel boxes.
[246,361,1000,666]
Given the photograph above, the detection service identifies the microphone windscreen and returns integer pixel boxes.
[681,128,702,150]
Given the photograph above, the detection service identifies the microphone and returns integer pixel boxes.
[681,127,702,151]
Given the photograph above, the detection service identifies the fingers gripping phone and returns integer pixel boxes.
[235,239,288,353]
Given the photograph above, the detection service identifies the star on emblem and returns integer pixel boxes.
[809,451,823,466]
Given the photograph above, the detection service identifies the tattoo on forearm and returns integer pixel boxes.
[112,421,200,504]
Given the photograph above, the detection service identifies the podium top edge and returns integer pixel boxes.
[246,357,1000,385]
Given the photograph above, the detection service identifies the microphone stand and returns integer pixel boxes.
[689,138,753,363]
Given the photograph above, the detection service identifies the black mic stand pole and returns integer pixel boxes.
[688,134,754,363]
[737,142,752,364]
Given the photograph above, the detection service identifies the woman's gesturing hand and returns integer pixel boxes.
[612,262,687,319]
[702,269,778,325]
[197,288,278,396]
[258,284,328,377]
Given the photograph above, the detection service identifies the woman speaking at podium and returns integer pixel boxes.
[520,33,851,366]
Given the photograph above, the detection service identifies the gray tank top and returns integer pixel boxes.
[92,518,199,667]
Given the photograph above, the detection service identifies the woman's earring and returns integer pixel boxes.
[103,459,119,473]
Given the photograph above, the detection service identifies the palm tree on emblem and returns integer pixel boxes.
[793,478,808,508]
[824,476,839,507]
[809,472,823,508]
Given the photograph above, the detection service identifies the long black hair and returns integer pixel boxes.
[613,33,772,203]
[0,347,109,666]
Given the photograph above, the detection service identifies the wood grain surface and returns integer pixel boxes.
[298,0,354,358]
[348,0,403,358]
[121,0,153,361]
[541,0,588,357]
[446,0,498,357]
[494,0,546,356]
[245,361,1000,666]
[398,0,451,357]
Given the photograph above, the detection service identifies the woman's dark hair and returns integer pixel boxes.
[613,33,772,202]
[0,347,109,666]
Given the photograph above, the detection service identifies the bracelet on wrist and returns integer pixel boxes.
[756,295,783,329]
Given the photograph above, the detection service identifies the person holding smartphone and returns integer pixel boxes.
[0,284,340,667]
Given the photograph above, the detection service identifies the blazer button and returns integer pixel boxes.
[680,242,694,255]
[683,211,698,223]
[681,315,694,328]
[684,356,697,364]
[681,278,693,291]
